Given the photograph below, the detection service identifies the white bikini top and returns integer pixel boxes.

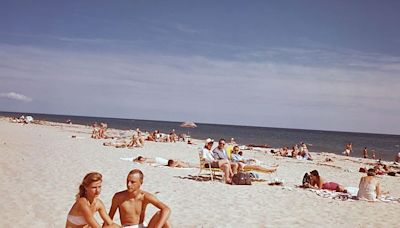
[67,214,87,226]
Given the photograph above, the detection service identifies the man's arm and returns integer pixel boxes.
[108,194,120,220]
[145,193,171,227]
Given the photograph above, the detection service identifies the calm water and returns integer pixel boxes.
[2,111,400,161]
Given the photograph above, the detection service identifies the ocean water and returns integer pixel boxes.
[2,111,399,161]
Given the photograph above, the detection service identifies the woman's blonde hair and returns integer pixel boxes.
[76,172,102,199]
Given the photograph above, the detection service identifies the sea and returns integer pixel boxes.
[1,111,399,161]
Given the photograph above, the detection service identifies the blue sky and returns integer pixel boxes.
[1,0,399,134]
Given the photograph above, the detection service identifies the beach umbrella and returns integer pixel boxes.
[180,121,197,137]
[180,121,197,128]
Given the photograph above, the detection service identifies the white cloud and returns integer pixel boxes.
[0,92,32,102]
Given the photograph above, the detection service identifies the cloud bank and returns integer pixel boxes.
[0,42,399,134]
[0,92,32,102]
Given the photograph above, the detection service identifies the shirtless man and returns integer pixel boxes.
[109,169,171,228]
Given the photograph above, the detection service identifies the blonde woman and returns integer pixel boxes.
[66,172,120,228]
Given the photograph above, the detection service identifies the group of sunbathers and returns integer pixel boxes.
[146,129,184,143]
[359,161,400,177]
[100,127,145,148]
[302,168,383,201]
[91,122,109,139]
[101,127,192,149]
[201,138,278,184]
[66,170,171,228]
[272,142,312,160]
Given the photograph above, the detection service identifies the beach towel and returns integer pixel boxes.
[307,188,399,203]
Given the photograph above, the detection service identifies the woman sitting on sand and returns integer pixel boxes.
[357,168,381,201]
[66,172,120,228]
[304,170,347,192]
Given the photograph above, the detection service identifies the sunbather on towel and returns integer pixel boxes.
[133,156,197,168]
[304,170,347,192]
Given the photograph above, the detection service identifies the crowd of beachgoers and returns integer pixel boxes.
[3,116,400,227]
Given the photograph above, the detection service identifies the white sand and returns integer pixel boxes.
[0,118,399,227]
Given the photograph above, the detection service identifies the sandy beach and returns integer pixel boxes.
[0,117,399,227]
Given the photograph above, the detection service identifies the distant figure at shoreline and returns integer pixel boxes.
[362,147,368,158]
[343,142,352,156]
[395,152,400,163]
[109,169,171,227]
[66,172,120,228]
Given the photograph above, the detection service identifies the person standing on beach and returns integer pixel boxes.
[362,147,368,158]
[344,142,352,156]
[109,169,171,228]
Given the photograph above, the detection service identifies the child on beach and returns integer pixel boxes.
[66,172,120,228]
[109,169,171,228]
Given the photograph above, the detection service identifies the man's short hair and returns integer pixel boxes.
[128,169,144,182]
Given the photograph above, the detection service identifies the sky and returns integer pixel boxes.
[0,0,399,135]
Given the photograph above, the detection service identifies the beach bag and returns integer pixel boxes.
[302,173,310,185]
[232,172,252,185]
[249,172,259,179]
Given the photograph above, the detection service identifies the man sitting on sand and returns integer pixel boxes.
[109,169,171,228]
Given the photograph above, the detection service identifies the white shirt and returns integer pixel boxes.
[202,147,215,162]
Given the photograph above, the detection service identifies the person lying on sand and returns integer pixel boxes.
[103,140,129,148]
[247,144,270,148]
[133,156,198,168]
[66,172,120,228]
[303,170,347,192]
[109,169,171,228]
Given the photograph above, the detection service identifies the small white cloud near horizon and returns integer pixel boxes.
[0,92,33,102]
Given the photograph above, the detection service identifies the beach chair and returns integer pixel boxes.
[197,152,224,181]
